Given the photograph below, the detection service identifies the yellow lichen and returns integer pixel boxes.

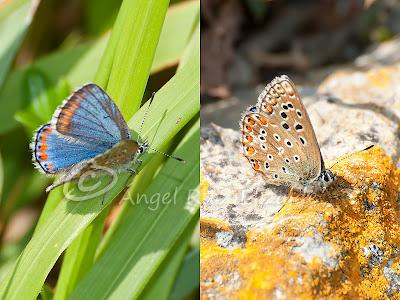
[200,172,209,204]
[201,146,400,299]
[367,68,391,88]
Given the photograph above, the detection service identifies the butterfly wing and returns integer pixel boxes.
[51,84,131,149]
[258,76,323,174]
[241,112,302,185]
[241,75,323,185]
[31,124,105,174]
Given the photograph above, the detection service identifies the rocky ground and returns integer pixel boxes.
[200,37,400,299]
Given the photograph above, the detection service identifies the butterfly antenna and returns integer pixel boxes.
[148,146,186,163]
[329,144,374,170]
[137,92,155,143]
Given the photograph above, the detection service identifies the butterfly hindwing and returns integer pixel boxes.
[51,84,130,149]
[31,124,107,174]
[241,112,306,186]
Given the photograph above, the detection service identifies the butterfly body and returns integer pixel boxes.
[240,75,335,194]
[31,84,148,192]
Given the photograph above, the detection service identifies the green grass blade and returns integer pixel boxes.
[151,0,199,73]
[0,40,198,299]
[140,219,197,300]
[70,120,200,300]
[0,0,35,89]
[95,0,170,118]
[169,247,200,300]
[53,210,108,300]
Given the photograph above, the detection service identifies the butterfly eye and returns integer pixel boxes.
[324,174,330,182]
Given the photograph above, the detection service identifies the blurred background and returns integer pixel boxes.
[201,0,400,127]
[0,0,199,299]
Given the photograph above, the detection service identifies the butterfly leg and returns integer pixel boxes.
[127,159,143,174]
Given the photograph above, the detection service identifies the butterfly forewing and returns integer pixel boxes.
[241,75,324,186]
[51,84,131,149]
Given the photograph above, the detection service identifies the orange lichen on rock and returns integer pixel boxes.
[201,146,400,299]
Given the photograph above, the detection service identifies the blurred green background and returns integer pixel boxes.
[0,0,200,299]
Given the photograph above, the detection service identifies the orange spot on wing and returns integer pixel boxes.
[246,146,255,156]
[57,99,82,132]
[259,117,267,125]
[253,161,260,170]
[39,144,48,150]
[39,153,48,160]
[243,135,253,144]
[246,118,255,125]
[44,127,52,134]
[40,135,47,142]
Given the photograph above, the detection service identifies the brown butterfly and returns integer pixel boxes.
[240,75,335,194]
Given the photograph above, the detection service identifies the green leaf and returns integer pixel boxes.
[0,35,108,134]
[14,71,69,133]
[169,247,200,300]
[95,0,170,118]
[84,0,122,35]
[53,210,108,300]
[151,0,200,73]
[0,151,3,202]
[140,218,198,300]
[0,27,199,299]
[38,284,53,300]
[70,119,200,300]
[0,0,36,89]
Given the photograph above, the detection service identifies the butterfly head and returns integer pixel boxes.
[319,169,336,190]
[138,141,150,155]
[295,169,336,194]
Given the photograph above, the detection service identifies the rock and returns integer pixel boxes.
[200,66,400,298]
[355,37,400,67]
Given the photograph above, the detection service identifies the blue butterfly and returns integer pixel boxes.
[31,83,172,193]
